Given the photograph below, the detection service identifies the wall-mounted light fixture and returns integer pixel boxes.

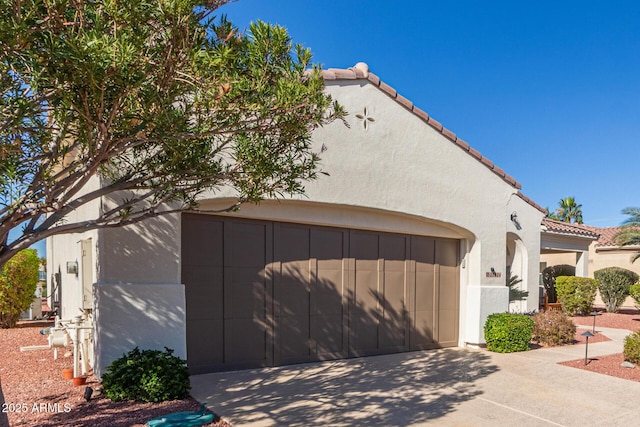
[66,261,78,276]
[510,211,522,230]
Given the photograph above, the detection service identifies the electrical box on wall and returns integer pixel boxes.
[66,261,78,275]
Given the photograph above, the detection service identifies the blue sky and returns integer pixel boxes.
[220,0,639,227]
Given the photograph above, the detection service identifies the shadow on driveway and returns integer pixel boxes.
[191,348,498,426]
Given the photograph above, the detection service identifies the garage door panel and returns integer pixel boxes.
[439,271,458,311]
[229,223,267,267]
[182,215,224,267]
[438,310,457,344]
[415,270,435,312]
[383,270,406,312]
[413,310,435,347]
[278,315,310,361]
[228,281,267,318]
[183,214,460,373]
[226,317,267,364]
[411,236,435,266]
[436,239,458,266]
[184,267,223,319]
[312,270,343,315]
[380,234,407,268]
[312,229,345,269]
[276,281,309,317]
[311,314,344,355]
[187,318,224,369]
[351,231,379,267]
[379,319,406,350]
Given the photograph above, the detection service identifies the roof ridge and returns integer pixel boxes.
[320,63,553,212]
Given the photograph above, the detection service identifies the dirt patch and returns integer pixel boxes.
[0,325,229,426]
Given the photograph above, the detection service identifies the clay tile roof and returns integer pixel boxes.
[517,193,546,214]
[320,63,525,192]
[580,225,640,248]
[541,218,600,239]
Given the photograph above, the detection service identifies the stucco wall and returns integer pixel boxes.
[46,176,100,320]
[93,283,186,378]
[53,77,544,368]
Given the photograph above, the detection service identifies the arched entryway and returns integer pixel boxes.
[507,233,528,312]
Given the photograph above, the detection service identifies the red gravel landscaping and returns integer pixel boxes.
[0,324,228,427]
[562,309,640,383]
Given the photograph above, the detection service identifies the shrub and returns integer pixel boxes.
[484,312,534,353]
[531,310,576,346]
[630,283,640,310]
[101,347,190,402]
[0,249,40,328]
[542,264,575,303]
[624,330,640,364]
[594,267,639,313]
[555,276,598,316]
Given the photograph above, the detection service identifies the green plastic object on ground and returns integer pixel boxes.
[146,403,215,427]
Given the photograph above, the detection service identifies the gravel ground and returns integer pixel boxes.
[3,310,640,426]
[0,323,229,427]
[564,309,640,382]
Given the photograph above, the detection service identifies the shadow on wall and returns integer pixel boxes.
[191,348,498,426]
[99,213,182,284]
[93,281,186,377]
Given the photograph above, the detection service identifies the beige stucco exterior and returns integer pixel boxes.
[47,68,545,376]
[541,232,640,309]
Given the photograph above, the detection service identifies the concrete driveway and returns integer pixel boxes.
[191,327,639,426]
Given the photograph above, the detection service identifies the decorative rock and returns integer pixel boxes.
[621,361,636,369]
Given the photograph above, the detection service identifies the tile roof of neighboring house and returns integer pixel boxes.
[581,225,640,248]
[321,63,546,214]
[584,226,620,247]
[541,218,600,239]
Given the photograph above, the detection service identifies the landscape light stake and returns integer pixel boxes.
[582,331,594,365]
[590,311,599,334]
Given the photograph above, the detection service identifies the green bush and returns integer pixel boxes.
[630,283,640,310]
[0,249,40,328]
[594,267,639,313]
[484,312,534,353]
[531,310,576,346]
[555,276,598,316]
[101,347,190,402]
[542,264,575,303]
[624,330,640,364]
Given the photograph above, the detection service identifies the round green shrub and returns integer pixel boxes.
[629,283,640,310]
[531,310,576,346]
[101,347,190,402]
[555,276,598,316]
[594,267,639,313]
[484,312,534,353]
[542,264,575,303]
[624,330,640,365]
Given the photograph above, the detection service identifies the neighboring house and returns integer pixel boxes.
[47,63,546,376]
[540,218,600,277]
[540,220,640,309]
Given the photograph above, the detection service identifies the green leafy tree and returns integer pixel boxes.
[594,267,639,313]
[0,0,346,267]
[0,248,39,327]
[615,207,640,263]
[546,197,583,223]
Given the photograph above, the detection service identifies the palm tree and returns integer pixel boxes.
[551,197,583,224]
[615,207,640,263]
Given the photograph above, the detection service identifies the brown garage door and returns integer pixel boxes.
[182,213,459,374]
